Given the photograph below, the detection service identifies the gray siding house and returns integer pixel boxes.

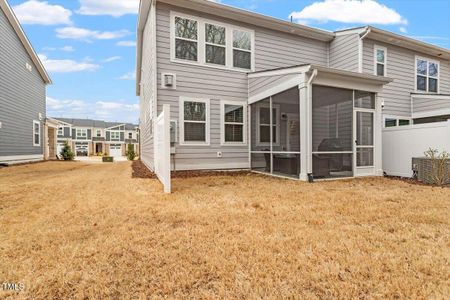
[0,0,51,164]
[136,0,450,180]
[52,118,139,158]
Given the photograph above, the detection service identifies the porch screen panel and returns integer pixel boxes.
[251,98,270,152]
[271,88,300,178]
[312,85,353,178]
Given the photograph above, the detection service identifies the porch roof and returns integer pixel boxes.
[247,64,393,104]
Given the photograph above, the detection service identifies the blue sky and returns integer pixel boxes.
[9,0,450,124]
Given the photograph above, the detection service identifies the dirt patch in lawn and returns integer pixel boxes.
[0,161,449,299]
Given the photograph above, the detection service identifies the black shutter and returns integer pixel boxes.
[120,132,124,141]
[72,128,76,138]
[64,127,70,137]
[87,129,91,139]
[106,131,110,141]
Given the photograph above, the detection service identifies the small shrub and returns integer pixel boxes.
[126,144,136,161]
[60,141,75,161]
[424,148,450,186]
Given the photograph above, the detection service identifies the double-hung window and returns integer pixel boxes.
[57,126,63,136]
[76,129,87,139]
[233,30,252,69]
[128,132,133,139]
[180,97,209,145]
[96,129,101,137]
[205,23,226,66]
[171,12,254,71]
[111,131,120,141]
[33,121,40,146]
[374,45,387,76]
[416,56,439,93]
[175,16,198,61]
[221,101,246,145]
[257,106,279,146]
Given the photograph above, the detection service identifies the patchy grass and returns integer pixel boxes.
[0,161,449,299]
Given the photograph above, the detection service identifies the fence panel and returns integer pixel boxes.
[382,120,450,177]
[155,104,171,193]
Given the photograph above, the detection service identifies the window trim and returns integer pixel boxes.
[256,103,280,147]
[179,97,210,146]
[220,100,247,146]
[110,131,121,141]
[414,55,440,93]
[383,115,412,128]
[96,129,101,137]
[57,126,64,136]
[170,11,255,72]
[128,132,133,139]
[33,120,40,147]
[373,45,387,76]
[205,21,227,67]
[76,128,87,139]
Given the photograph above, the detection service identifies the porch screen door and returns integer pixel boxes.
[354,110,375,176]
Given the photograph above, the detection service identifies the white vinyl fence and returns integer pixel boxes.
[382,120,450,177]
[154,104,171,193]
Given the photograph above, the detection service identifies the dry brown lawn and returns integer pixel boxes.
[0,161,449,299]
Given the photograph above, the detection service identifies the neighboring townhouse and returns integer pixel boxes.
[52,118,139,158]
[0,0,52,165]
[136,0,449,181]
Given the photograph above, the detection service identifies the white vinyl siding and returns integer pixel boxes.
[179,97,210,145]
[33,120,40,146]
[170,11,255,71]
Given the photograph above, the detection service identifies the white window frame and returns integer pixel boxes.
[173,14,199,63]
[256,104,280,147]
[220,100,247,146]
[179,97,210,146]
[374,45,387,76]
[415,55,440,93]
[57,126,63,136]
[76,128,87,139]
[33,120,40,147]
[170,11,255,72]
[128,132,133,139]
[110,131,120,141]
[96,129,101,137]
[383,115,412,128]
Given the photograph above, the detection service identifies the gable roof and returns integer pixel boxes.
[0,0,51,84]
[53,118,138,130]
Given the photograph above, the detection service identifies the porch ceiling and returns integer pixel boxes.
[248,64,393,104]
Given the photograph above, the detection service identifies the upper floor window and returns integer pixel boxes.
[175,16,198,61]
[111,131,120,140]
[205,23,226,66]
[374,45,387,76]
[57,126,63,136]
[171,12,254,71]
[33,121,40,146]
[96,129,101,137]
[128,132,133,139]
[416,57,439,93]
[233,30,252,69]
[76,129,87,139]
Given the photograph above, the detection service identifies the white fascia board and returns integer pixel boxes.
[248,75,303,104]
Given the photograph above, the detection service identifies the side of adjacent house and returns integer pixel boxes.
[0,0,51,165]
[137,0,450,180]
[52,118,139,158]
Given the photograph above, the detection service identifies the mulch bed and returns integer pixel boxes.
[385,175,450,188]
[131,160,251,179]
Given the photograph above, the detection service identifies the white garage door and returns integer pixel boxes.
[109,144,122,157]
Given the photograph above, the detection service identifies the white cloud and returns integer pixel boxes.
[56,27,130,42]
[12,0,72,25]
[42,45,75,52]
[399,27,407,33]
[38,54,99,73]
[47,97,139,123]
[119,71,136,80]
[116,40,136,47]
[102,56,122,63]
[290,0,407,25]
[77,0,139,17]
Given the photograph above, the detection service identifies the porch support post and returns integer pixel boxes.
[374,93,383,176]
[299,74,309,181]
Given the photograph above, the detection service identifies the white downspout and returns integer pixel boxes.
[358,27,371,73]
